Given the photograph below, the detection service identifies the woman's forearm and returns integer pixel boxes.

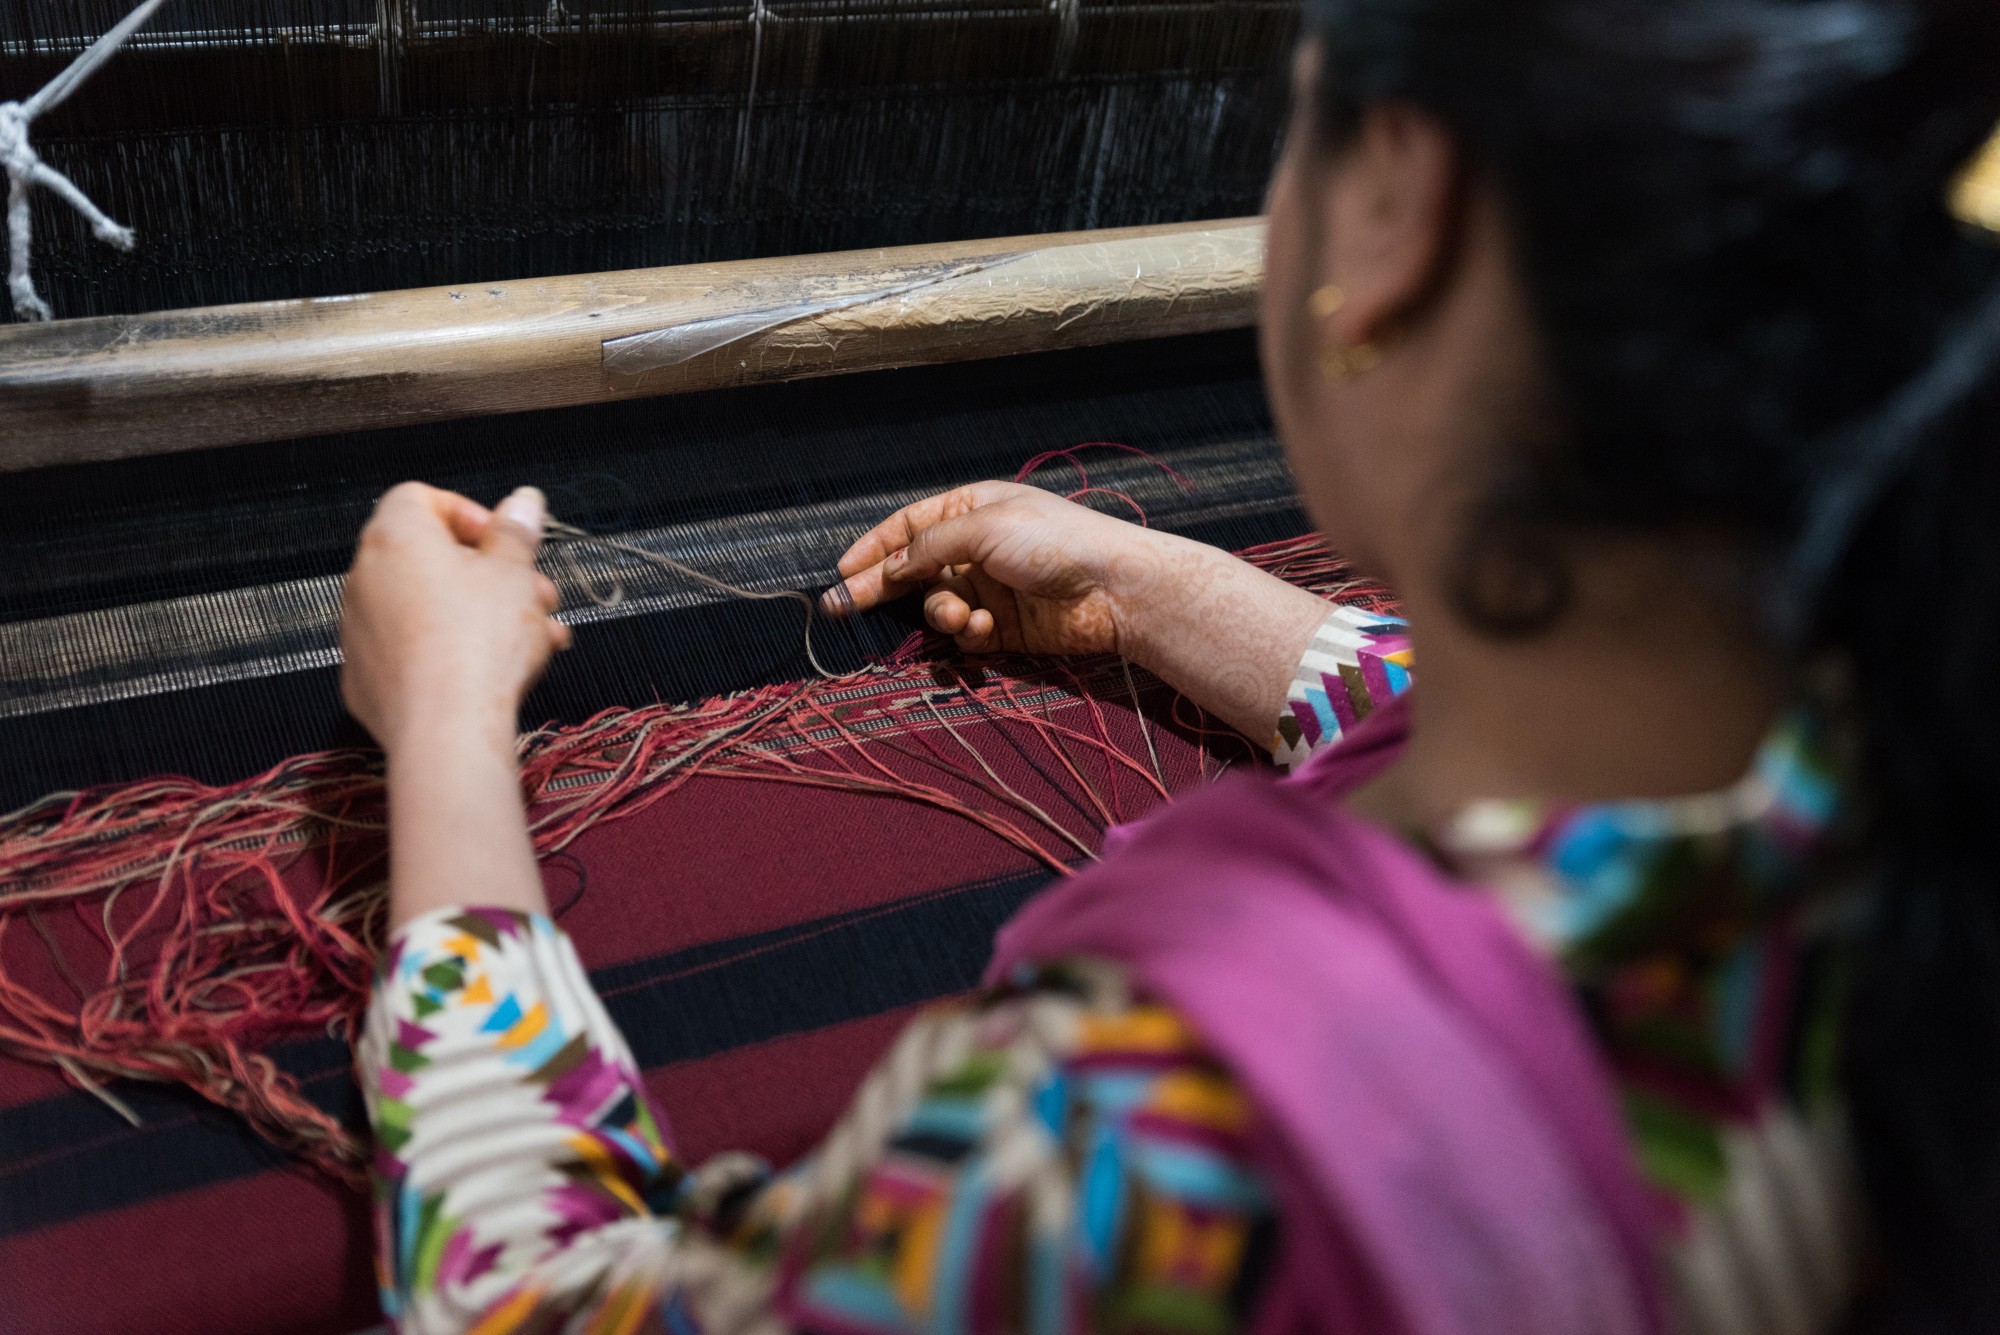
[374,535,1328,929]
[1118,532,1337,742]
[385,701,547,930]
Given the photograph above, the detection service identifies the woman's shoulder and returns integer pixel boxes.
[775,965,1280,1334]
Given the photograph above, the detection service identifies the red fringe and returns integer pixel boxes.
[0,534,1388,1182]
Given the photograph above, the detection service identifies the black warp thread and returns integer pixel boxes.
[0,0,1297,319]
[0,332,1307,809]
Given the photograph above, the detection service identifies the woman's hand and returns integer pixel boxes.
[824,481,1180,656]
[825,480,1339,740]
[342,482,569,929]
[340,482,570,757]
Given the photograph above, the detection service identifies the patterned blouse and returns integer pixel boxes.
[357,606,1853,1335]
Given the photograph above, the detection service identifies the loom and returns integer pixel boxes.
[0,302,1340,1331]
[6,2,2000,1327]
[0,5,1333,1332]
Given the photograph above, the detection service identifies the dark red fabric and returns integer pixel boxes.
[0,660,1228,1334]
[0,1007,929,1335]
[0,537,1382,1333]
[0,1164,378,1335]
[551,761,1077,971]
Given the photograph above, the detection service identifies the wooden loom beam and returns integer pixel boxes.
[0,218,1264,473]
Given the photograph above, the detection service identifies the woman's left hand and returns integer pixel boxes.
[339,482,570,757]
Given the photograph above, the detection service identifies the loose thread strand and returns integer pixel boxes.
[0,533,1386,1178]
[544,519,839,680]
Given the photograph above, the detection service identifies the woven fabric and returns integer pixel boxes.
[0,538,1388,1335]
[0,569,1856,1335]
[0,682,1186,1335]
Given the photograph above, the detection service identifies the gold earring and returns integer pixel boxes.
[1321,339,1382,382]
[1307,283,1381,381]
[1307,284,1346,318]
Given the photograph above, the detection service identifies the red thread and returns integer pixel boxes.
[1012,442,1196,527]
[0,533,1389,1180]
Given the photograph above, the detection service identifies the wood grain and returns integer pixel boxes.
[0,219,1264,472]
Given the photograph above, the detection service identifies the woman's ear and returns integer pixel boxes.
[1318,102,1463,349]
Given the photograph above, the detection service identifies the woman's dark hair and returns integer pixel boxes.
[1300,0,2000,1325]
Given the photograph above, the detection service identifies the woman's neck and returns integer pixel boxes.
[1349,548,1788,828]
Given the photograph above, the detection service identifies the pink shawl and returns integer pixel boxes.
[986,693,1668,1335]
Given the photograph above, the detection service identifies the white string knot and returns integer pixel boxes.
[0,104,36,177]
[3,0,167,322]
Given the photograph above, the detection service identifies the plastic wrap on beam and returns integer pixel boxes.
[601,227,1263,378]
[0,219,1264,470]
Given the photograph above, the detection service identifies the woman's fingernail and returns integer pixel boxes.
[887,548,906,570]
[496,486,546,534]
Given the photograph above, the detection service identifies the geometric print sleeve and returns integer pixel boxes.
[1270,603,1413,770]
[357,907,679,1335]
[359,910,1278,1335]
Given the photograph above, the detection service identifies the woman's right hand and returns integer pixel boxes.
[825,480,1341,742]
[823,481,1181,656]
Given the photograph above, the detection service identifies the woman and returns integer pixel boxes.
[338,0,2000,1330]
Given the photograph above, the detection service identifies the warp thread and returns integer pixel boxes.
[543,519,843,680]
[0,533,1379,1182]
[0,5,1290,319]
[541,440,1199,680]
[2,0,168,321]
